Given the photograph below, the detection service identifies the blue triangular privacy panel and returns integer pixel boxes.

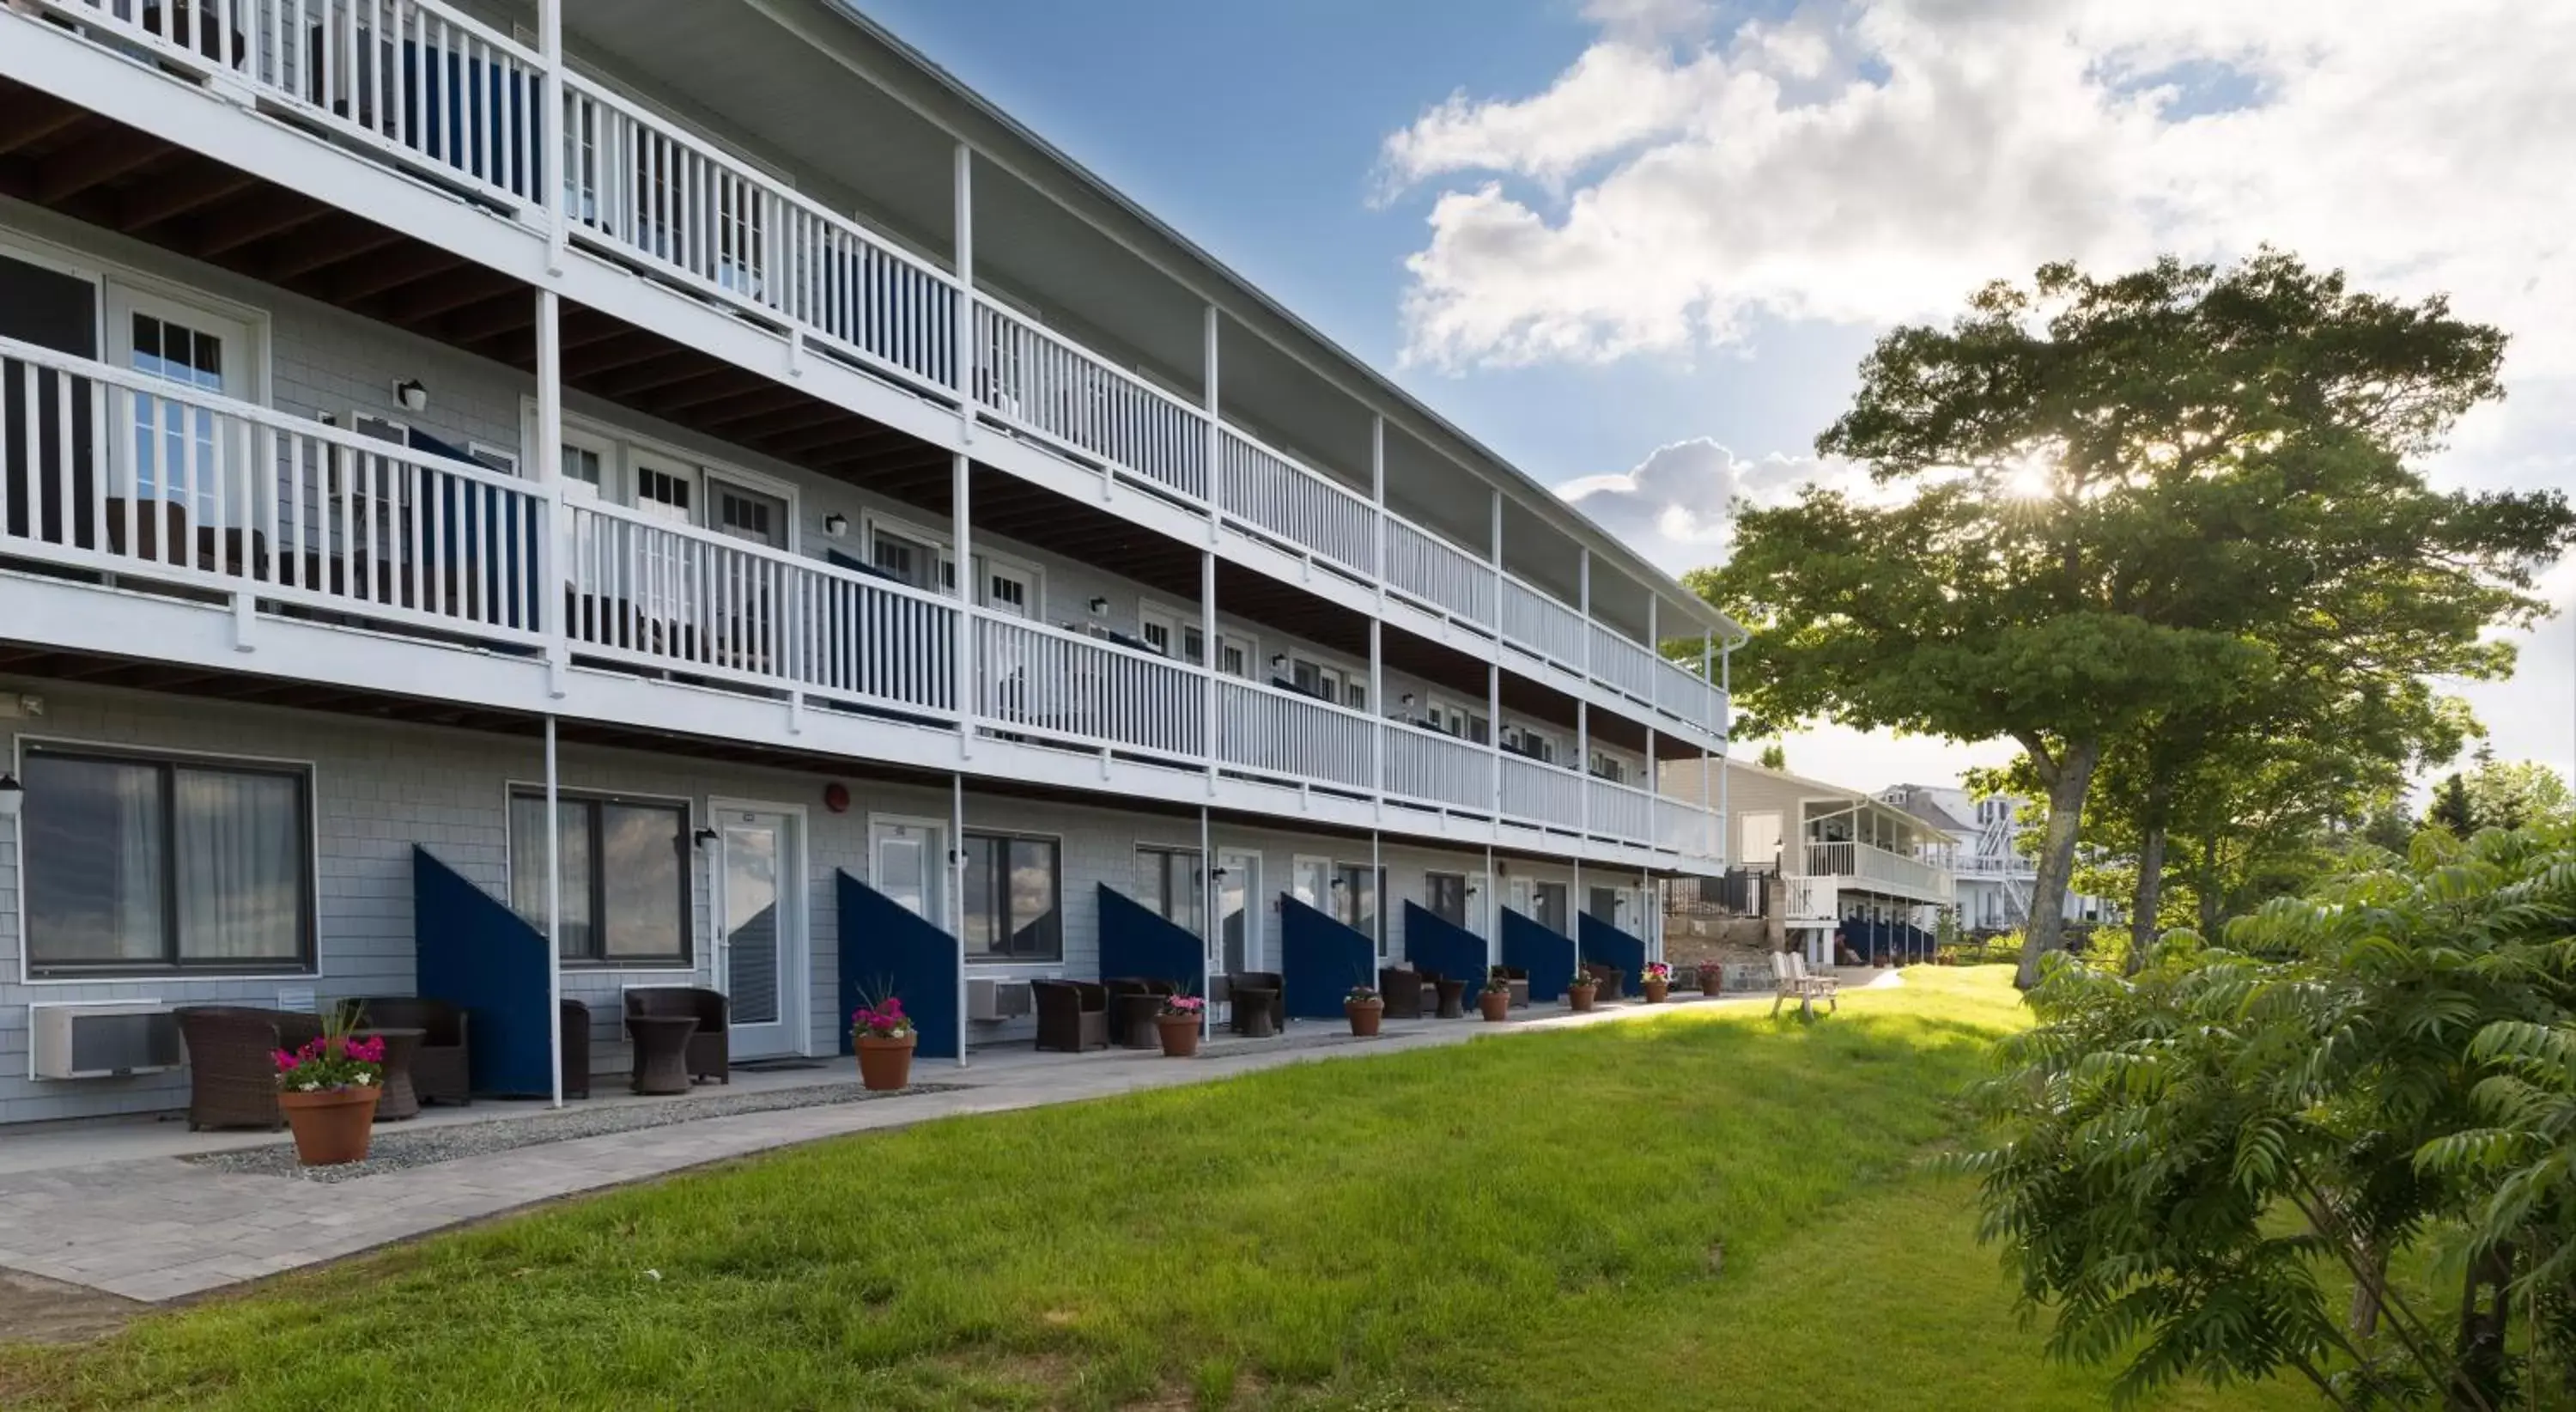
[412,846,551,1097]
[1400,901,1488,987]
[838,869,961,1060]
[1501,907,1577,1003]
[1579,911,1649,996]
[1097,884,1206,995]
[1280,896,1376,1019]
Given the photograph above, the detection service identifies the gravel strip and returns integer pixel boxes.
[184,1081,964,1184]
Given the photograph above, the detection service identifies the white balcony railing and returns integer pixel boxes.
[15,0,1733,738]
[1783,875,1834,920]
[0,338,1730,861]
[1797,839,1950,898]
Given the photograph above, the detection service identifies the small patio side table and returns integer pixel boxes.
[1112,993,1164,1050]
[1431,977,1467,1019]
[1232,987,1279,1038]
[355,1027,427,1122]
[627,1014,699,1096]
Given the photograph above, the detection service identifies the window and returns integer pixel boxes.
[712,478,787,549]
[1332,862,1383,951]
[560,441,605,488]
[1588,886,1622,923]
[1134,845,1203,935]
[871,523,952,592]
[1430,700,1489,745]
[1425,872,1468,928]
[1217,635,1255,680]
[1589,750,1627,784]
[1533,881,1570,934]
[963,831,1060,962]
[21,746,313,977]
[1138,606,1203,664]
[509,791,690,965]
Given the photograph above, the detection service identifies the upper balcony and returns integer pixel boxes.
[0,0,1735,752]
[0,332,1723,871]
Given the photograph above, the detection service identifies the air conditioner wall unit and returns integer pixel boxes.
[29,1002,184,1080]
[966,978,1031,1021]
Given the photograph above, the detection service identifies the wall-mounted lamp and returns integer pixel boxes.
[823,512,848,538]
[1329,876,1346,889]
[393,379,428,413]
[1210,867,1230,879]
[1087,595,1109,615]
[1400,692,1417,707]
[692,827,720,848]
[1270,654,1288,673]
[0,772,22,822]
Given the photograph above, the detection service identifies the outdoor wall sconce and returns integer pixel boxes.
[1270,654,1288,672]
[1087,596,1109,614]
[692,827,720,848]
[823,512,848,537]
[393,379,428,412]
[1210,867,1230,879]
[0,772,21,822]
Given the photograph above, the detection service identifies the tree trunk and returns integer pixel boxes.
[2196,837,2222,938]
[2128,823,2167,974]
[2348,1234,2385,1338]
[2015,738,2100,990]
[2447,1243,2512,1412]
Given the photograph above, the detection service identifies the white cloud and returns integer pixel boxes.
[1380,0,2576,377]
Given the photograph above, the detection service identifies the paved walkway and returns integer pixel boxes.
[0,994,1788,1305]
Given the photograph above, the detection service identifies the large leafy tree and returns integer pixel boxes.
[1698,250,2572,986]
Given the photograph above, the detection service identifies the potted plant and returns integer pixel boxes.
[1696,961,1725,995]
[1346,983,1384,1038]
[272,1013,386,1167]
[1157,993,1206,1058]
[1567,971,1599,1013]
[851,990,916,1092]
[1642,961,1674,1004]
[1478,973,1513,1022]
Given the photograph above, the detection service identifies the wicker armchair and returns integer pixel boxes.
[1377,966,1431,1020]
[1225,971,1286,1036]
[173,1006,325,1132]
[622,987,728,1084]
[345,995,471,1106]
[1492,965,1531,1009]
[1583,962,1625,1001]
[1032,979,1109,1052]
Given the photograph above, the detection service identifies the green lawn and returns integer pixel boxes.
[0,969,2317,1410]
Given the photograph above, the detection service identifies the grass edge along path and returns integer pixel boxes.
[0,969,2313,1411]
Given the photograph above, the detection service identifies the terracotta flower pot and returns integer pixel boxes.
[1479,990,1511,1022]
[1346,999,1383,1037]
[857,1033,916,1091]
[1644,979,1670,1004]
[278,1086,380,1166]
[1157,1014,1202,1057]
[1568,982,1598,1013]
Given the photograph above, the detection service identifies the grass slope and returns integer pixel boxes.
[0,970,2314,1410]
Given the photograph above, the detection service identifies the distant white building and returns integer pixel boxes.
[1876,784,2113,934]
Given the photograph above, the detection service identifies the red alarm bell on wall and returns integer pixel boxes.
[823,782,851,814]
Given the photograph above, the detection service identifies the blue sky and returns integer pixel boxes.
[859,0,2576,795]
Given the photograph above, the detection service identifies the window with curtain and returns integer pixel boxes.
[1133,845,1203,935]
[963,831,1060,962]
[508,791,690,965]
[21,747,313,976]
[1332,862,1383,950]
[1426,872,1468,928]
[1534,881,1570,935]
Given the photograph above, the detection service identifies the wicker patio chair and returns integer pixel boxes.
[1032,979,1109,1052]
[561,998,592,1099]
[622,987,729,1084]
[1103,977,1178,1048]
[1492,965,1532,1009]
[1377,966,1430,1019]
[1583,962,1625,1001]
[1225,971,1286,1036]
[346,995,471,1106]
[173,1006,326,1132]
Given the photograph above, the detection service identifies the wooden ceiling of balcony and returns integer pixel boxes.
[0,79,1663,744]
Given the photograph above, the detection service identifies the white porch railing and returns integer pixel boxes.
[1384,724,1493,812]
[1384,519,1495,626]
[1589,624,1660,703]
[1500,575,1586,669]
[1783,875,1833,920]
[561,76,960,393]
[1589,777,1654,843]
[0,335,548,644]
[975,613,1204,758]
[974,299,1208,503]
[1656,796,1710,855]
[1798,839,1950,898]
[1500,755,1583,830]
[1217,429,1374,577]
[1214,678,1373,792]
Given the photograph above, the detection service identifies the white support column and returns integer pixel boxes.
[1371,830,1383,959]
[1704,630,1718,863]
[953,143,975,437]
[544,715,562,1109]
[1579,550,1593,685]
[1574,697,1587,932]
[952,774,969,1069]
[1483,843,1498,971]
[539,0,564,273]
[1199,805,1214,1042]
[953,451,972,761]
[1371,416,1388,815]
[535,289,567,699]
[1717,633,1733,867]
[1369,617,1385,814]
[1202,549,1218,796]
[1204,307,1223,543]
[1487,659,1503,827]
